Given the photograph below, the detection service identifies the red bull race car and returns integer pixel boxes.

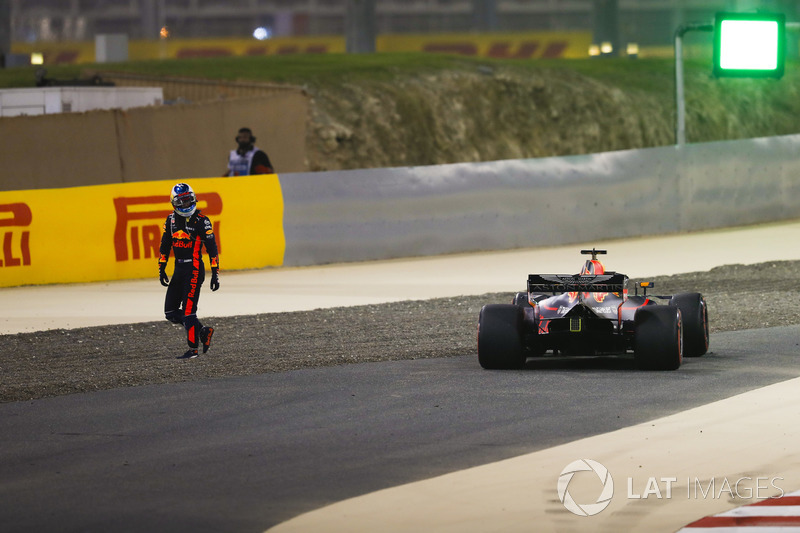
[478,249,709,370]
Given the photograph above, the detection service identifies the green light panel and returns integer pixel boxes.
[713,12,785,78]
[719,20,779,70]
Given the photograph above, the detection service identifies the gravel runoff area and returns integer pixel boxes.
[3,260,800,404]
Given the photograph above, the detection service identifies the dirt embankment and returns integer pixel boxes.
[305,68,671,171]
[302,62,800,172]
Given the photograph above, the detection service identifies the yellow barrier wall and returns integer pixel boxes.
[377,31,592,59]
[11,36,346,64]
[12,31,591,64]
[0,175,285,288]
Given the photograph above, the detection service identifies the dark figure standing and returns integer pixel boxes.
[159,183,220,359]
[224,127,274,176]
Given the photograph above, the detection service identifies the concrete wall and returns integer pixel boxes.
[0,92,309,191]
[280,134,800,266]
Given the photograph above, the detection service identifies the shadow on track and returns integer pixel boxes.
[521,354,637,371]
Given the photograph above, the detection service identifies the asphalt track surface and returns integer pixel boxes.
[1,325,799,533]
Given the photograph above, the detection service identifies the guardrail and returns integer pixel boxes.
[280,133,800,266]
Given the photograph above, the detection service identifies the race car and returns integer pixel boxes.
[477,249,709,370]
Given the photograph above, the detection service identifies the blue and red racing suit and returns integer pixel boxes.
[159,211,219,349]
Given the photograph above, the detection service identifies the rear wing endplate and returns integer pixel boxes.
[528,273,628,294]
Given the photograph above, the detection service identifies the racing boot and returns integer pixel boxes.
[200,326,214,354]
[178,349,198,359]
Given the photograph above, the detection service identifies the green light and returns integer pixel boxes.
[719,20,778,70]
[713,12,785,78]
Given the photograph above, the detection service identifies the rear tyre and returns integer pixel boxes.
[634,305,683,371]
[670,293,709,357]
[478,304,526,370]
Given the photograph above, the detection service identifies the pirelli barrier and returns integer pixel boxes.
[3,134,800,287]
[0,176,284,288]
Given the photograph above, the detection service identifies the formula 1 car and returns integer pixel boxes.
[477,249,709,370]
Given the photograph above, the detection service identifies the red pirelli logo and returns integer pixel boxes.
[0,203,32,267]
[113,194,222,262]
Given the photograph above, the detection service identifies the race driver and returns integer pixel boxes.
[159,183,220,359]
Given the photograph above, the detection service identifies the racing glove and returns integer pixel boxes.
[210,267,220,291]
[159,263,170,287]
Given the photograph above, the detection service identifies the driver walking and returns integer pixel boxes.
[159,183,220,359]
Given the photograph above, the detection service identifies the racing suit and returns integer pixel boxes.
[159,210,219,350]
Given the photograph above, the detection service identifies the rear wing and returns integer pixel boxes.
[527,273,628,294]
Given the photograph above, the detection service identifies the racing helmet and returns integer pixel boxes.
[170,183,197,217]
[580,259,605,276]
